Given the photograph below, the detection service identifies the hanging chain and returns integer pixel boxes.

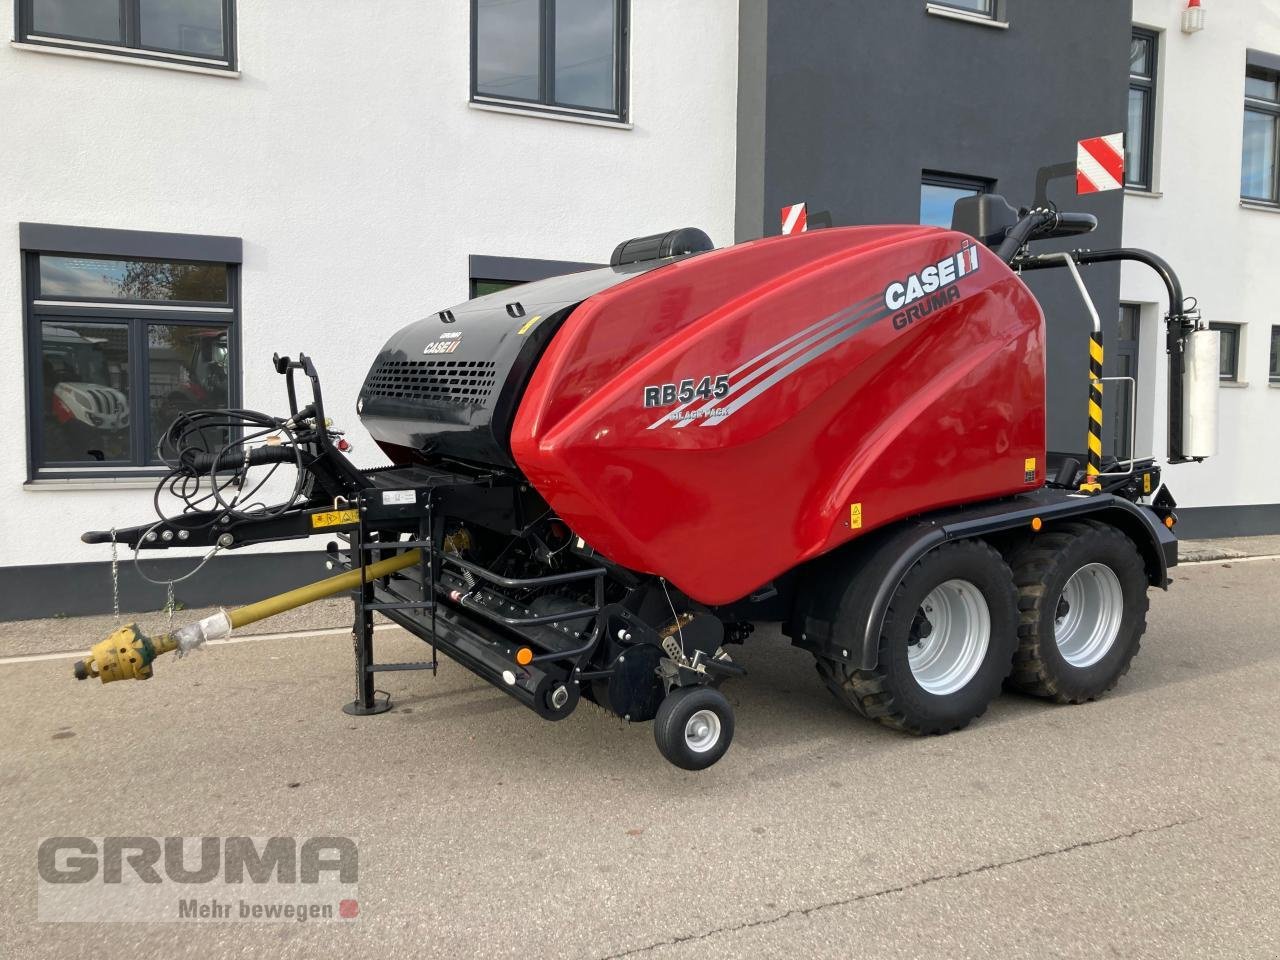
[166,581,177,636]
[110,527,121,625]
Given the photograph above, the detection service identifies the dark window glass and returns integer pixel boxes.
[934,0,993,15]
[1242,109,1279,201]
[554,0,616,111]
[920,173,991,229]
[1111,305,1141,458]
[1117,304,1139,342]
[139,0,225,56]
[31,0,122,43]
[21,0,232,66]
[1243,67,1280,203]
[1127,28,1157,190]
[1129,35,1152,77]
[1270,326,1280,382]
[475,0,542,101]
[38,255,229,303]
[1246,73,1279,102]
[1209,323,1240,381]
[39,320,132,463]
[26,241,239,477]
[147,324,231,456]
[472,0,627,120]
[470,278,522,298]
[1126,88,1149,184]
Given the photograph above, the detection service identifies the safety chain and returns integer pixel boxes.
[166,581,176,636]
[110,527,120,625]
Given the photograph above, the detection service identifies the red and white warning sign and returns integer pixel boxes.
[780,202,808,235]
[1076,133,1125,194]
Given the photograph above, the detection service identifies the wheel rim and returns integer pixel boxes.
[684,709,722,753]
[908,579,991,696]
[1054,562,1124,667]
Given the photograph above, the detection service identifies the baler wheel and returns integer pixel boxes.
[1006,521,1148,703]
[653,686,735,770]
[816,540,1017,735]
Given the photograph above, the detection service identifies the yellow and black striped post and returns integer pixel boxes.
[1081,331,1104,492]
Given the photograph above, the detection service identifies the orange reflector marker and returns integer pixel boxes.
[1030,517,1043,532]
[1164,515,1175,529]
[515,647,534,666]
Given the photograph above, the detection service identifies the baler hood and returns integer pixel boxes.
[358,259,668,468]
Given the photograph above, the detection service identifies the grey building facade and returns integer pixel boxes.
[737,0,1133,454]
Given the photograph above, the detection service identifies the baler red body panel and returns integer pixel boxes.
[510,227,1046,605]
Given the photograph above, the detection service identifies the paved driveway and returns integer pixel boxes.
[1,557,1277,958]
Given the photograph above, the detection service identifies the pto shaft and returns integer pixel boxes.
[73,549,422,683]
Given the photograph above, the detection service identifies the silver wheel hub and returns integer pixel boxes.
[1054,562,1124,667]
[908,579,991,696]
[684,709,721,753]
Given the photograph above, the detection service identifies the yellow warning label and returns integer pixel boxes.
[849,503,863,530]
[1024,457,1037,484]
[310,508,360,529]
[517,315,541,335]
[1143,472,1152,494]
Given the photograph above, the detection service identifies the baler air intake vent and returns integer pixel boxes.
[365,358,499,405]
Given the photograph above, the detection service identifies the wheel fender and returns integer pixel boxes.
[795,522,946,671]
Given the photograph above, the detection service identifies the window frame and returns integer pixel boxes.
[20,224,243,481]
[1269,325,1280,383]
[919,171,995,229]
[930,0,995,18]
[470,0,630,123]
[1127,27,1158,192]
[15,0,238,71]
[1208,322,1243,384]
[1242,55,1280,205]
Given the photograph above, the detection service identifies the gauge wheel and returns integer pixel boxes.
[653,686,735,770]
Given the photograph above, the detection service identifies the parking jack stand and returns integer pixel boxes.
[341,496,437,716]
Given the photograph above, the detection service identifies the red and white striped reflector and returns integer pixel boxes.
[1077,133,1125,194]
[780,202,808,235]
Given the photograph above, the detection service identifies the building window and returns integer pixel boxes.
[471,0,629,122]
[467,254,602,300]
[1209,323,1242,382]
[1269,326,1280,383]
[920,172,993,229]
[1127,28,1158,191]
[931,0,994,16]
[18,0,236,70]
[21,224,241,479]
[1243,59,1280,204]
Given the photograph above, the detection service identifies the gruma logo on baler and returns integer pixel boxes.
[646,243,979,430]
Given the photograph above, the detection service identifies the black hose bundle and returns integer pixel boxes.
[151,406,313,534]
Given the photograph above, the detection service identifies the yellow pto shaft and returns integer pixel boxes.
[73,549,422,684]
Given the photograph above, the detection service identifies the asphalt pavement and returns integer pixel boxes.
[1,555,1277,959]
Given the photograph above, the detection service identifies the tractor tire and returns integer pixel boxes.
[816,540,1018,735]
[1006,521,1148,703]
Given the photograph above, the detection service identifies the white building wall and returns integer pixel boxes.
[1126,0,1280,513]
[0,0,740,569]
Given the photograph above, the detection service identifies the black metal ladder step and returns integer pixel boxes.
[367,661,437,673]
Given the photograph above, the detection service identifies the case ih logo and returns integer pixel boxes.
[37,836,359,923]
[883,244,979,330]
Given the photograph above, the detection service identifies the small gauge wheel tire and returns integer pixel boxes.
[653,686,735,770]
